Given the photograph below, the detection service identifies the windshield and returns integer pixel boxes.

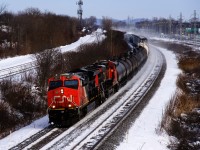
[64,80,78,89]
[49,80,63,90]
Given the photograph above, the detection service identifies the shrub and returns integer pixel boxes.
[160,94,177,132]
[178,56,200,73]
[62,30,129,72]
[156,40,200,149]
[0,101,18,135]
[176,74,200,95]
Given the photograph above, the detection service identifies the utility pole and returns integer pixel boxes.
[179,12,183,40]
[190,10,199,46]
[193,10,197,46]
[169,15,172,36]
[77,0,83,29]
[194,10,197,35]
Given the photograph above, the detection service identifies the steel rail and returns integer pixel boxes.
[9,127,54,150]
[0,61,38,80]
[44,47,164,150]
[71,48,164,150]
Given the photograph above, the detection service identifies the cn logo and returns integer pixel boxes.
[66,95,73,102]
[53,95,73,103]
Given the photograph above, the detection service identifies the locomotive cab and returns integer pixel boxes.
[47,73,88,126]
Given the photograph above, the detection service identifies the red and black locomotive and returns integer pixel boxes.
[47,34,148,126]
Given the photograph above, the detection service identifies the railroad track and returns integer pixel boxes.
[0,61,38,80]
[0,31,102,80]
[9,127,69,150]
[0,32,99,80]
[40,47,164,150]
[182,39,200,48]
[8,46,164,150]
[9,127,54,150]
[72,48,163,150]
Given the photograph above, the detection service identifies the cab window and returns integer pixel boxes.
[64,80,78,89]
[49,80,63,90]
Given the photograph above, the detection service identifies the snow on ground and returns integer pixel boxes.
[150,36,200,51]
[0,54,33,70]
[116,45,181,150]
[0,29,105,149]
[60,28,105,53]
[151,37,176,42]
[0,29,105,70]
[0,44,180,150]
[0,30,181,149]
[40,44,164,149]
[0,116,49,149]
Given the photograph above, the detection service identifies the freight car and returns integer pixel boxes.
[47,34,148,126]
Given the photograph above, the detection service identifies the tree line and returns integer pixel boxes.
[0,7,80,58]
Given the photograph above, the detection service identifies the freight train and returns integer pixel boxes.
[47,34,148,126]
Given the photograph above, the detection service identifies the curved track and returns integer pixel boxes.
[40,46,165,150]
[9,46,165,150]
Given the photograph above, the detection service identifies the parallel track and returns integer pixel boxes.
[25,128,68,150]
[8,46,164,150]
[71,48,164,150]
[9,127,54,150]
[42,47,164,150]
[0,61,38,80]
[9,127,68,150]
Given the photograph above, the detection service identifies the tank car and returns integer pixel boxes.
[47,34,148,126]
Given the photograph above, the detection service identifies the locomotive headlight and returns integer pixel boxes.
[52,105,56,109]
[68,104,72,108]
[61,89,64,94]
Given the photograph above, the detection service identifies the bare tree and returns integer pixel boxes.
[34,48,64,97]
[22,7,41,16]
[0,3,7,14]
[102,16,113,31]
[84,16,97,28]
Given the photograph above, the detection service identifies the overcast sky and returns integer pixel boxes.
[1,0,199,21]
